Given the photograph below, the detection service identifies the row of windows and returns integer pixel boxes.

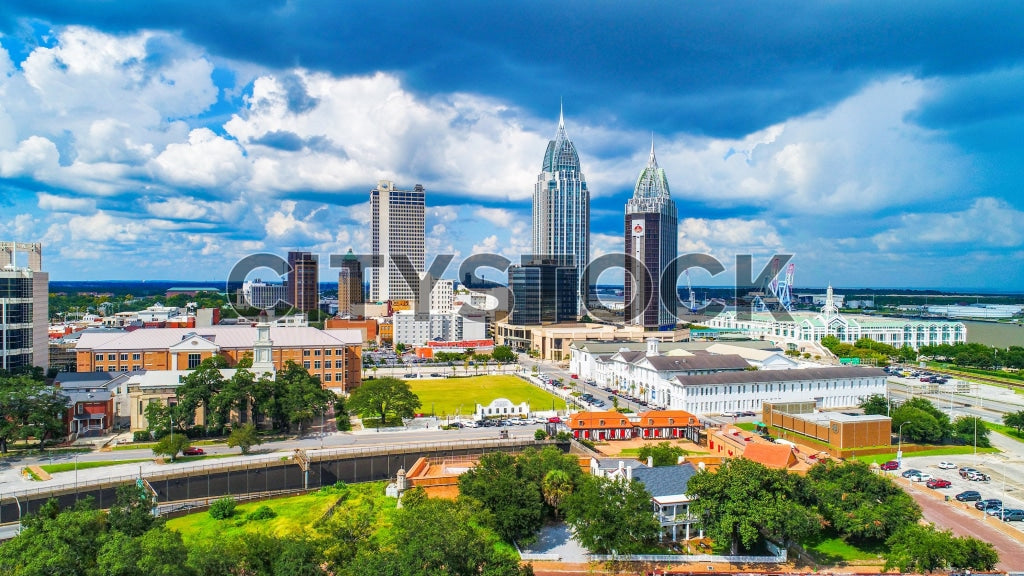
[95,353,143,361]
[689,379,876,396]
[302,360,347,370]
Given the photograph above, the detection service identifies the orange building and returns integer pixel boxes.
[569,411,635,441]
[634,410,701,443]
[325,317,379,344]
[708,425,811,474]
[74,325,363,392]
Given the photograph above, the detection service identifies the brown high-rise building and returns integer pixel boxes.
[287,251,319,313]
[338,249,363,317]
[624,141,677,331]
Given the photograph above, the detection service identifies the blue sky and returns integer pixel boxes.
[0,1,1022,289]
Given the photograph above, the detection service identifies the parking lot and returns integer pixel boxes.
[885,453,1024,534]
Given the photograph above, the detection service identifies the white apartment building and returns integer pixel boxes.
[429,279,454,313]
[393,310,488,347]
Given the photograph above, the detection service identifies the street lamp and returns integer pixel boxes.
[897,422,907,467]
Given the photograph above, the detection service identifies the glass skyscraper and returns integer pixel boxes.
[624,141,678,330]
[531,107,589,316]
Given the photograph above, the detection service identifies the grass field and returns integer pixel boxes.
[167,482,394,542]
[41,458,150,474]
[851,445,999,466]
[407,375,567,417]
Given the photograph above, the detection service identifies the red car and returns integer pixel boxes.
[547,416,562,423]
[880,460,899,471]
[926,478,952,489]
[182,447,205,456]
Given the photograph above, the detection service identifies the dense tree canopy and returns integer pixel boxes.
[0,374,70,452]
[1002,410,1024,434]
[806,460,921,543]
[562,475,661,554]
[458,451,543,544]
[920,342,1024,369]
[891,397,952,443]
[952,415,991,448]
[884,524,998,573]
[637,441,688,467]
[687,458,817,554]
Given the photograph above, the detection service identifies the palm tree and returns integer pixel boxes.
[541,469,574,517]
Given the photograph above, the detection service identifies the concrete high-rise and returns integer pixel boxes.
[337,249,363,317]
[532,107,589,316]
[0,241,48,371]
[287,251,319,313]
[624,141,678,331]
[370,180,425,303]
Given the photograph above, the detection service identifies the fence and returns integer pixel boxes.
[586,551,787,564]
[1,437,564,526]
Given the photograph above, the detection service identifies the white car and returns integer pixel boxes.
[938,461,957,470]
[909,473,933,482]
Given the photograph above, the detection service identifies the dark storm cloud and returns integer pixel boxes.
[5,1,1024,138]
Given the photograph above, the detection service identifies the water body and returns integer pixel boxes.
[964,320,1024,348]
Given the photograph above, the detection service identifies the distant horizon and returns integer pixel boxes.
[46,279,1024,297]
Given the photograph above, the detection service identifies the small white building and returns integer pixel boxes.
[475,397,530,420]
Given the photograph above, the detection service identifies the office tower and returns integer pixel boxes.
[531,106,589,316]
[429,278,453,314]
[0,241,48,371]
[624,141,678,330]
[370,180,426,302]
[338,249,363,317]
[287,251,319,313]
[508,259,578,325]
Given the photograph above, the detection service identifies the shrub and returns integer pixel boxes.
[132,431,152,442]
[246,505,277,520]
[209,496,237,520]
[534,429,548,440]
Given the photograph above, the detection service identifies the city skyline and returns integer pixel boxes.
[0,3,1023,289]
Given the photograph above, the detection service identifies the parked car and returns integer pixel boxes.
[986,506,1004,517]
[975,499,1002,512]
[926,478,952,489]
[547,416,562,423]
[998,509,1024,522]
[908,472,933,482]
[182,447,205,456]
[937,461,956,470]
[901,469,921,479]
[955,490,982,502]
[959,467,978,478]
[880,460,900,471]
[968,471,991,482]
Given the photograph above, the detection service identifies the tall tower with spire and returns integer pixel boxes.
[531,105,590,316]
[625,138,678,330]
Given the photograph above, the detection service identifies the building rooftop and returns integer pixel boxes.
[675,366,886,387]
[75,325,362,351]
[631,463,698,500]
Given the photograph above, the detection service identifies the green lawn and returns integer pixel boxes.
[407,375,567,417]
[987,421,1024,442]
[167,482,393,542]
[804,534,884,564]
[41,458,150,474]
[851,445,999,466]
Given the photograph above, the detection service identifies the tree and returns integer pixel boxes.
[541,469,574,516]
[884,524,998,573]
[176,356,228,428]
[347,377,421,428]
[952,415,991,448]
[687,458,817,554]
[637,441,687,467]
[1003,410,1024,435]
[334,394,352,431]
[0,498,107,576]
[348,497,530,576]
[0,375,70,453]
[562,475,661,554]
[891,397,951,443]
[227,422,262,454]
[492,345,516,364]
[806,460,920,543]
[458,451,543,544]
[273,361,336,434]
[858,393,890,416]
[152,433,190,462]
[107,484,158,537]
